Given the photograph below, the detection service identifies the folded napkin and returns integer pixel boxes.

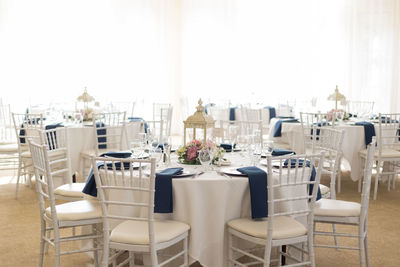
[230,107,237,121]
[96,122,107,149]
[273,118,299,137]
[271,148,295,156]
[220,143,236,152]
[82,151,132,197]
[128,117,148,133]
[264,106,276,120]
[45,122,64,150]
[154,167,183,213]
[283,159,321,201]
[355,121,376,148]
[237,166,268,219]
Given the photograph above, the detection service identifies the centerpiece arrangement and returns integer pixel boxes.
[177,139,225,165]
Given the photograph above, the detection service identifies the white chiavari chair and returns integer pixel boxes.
[93,156,190,267]
[12,112,44,198]
[0,104,18,170]
[314,137,376,267]
[35,127,87,201]
[346,101,374,119]
[80,112,128,177]
[359,113,400,200]
[227,152,325,267]
[29,140,102,267]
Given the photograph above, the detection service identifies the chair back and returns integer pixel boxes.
[12,113,44,152]
[265,152,325,242]
[28,140,61,222]
[346,100,374,118]
[312,127,344,199]
[151,104,173,142]
[300,112,333,151]
[92,156,156,246]
[376,113,400,155]
[360,137,376,223]
[0,104,15,143]
[34,127,72,185]
[92,112,127,154]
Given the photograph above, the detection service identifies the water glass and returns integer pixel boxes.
[263,140,274,156]
[199,149,212,171]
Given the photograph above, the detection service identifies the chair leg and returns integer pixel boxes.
[308,235,316,267]
[373,161,381,200]
[228,231,233,266]
[39,219,46,267]
[54,229,61,267]
[359,232,365,267]
[93,224,99,267]
[102,231,110,267]
[332,223,339,250]
[15,159,22,199]
[183,236,189,267]
[128,252,135,267]
[337,157,342,193]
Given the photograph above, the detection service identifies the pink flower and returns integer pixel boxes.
[187,146,198,161]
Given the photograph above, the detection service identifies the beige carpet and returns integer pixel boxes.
[1,170,399,267]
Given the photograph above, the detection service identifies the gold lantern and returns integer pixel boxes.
[327,85,346,122]
[76,87,95,121]
[183,99,215,145]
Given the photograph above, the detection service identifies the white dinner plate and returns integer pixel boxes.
[220,167,248,177]
[259,159,282,168]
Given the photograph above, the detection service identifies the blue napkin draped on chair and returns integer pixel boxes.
[82,151,132,197]
[273,118,299,137]
[96,122,107,149]
[264,106,276,120]
[229,107,237,121]
[154,167,183,213]
[237,166,268,219]
[45,122,64,150]
[355,121,376,148]
[283,159,321,201]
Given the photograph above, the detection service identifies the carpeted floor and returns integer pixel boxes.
[1,170,399,267]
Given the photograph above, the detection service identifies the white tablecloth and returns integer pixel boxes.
[65,121,143,177]
[268,119,373,181]
[99,153,310,267]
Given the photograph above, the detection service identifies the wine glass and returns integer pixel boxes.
[227,125,238,153]
[150,147,163,169]
[199,149,213,171]
[130,140,142,158]
[263,140,274,157]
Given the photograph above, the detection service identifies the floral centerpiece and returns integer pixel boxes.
[177,139,225,165]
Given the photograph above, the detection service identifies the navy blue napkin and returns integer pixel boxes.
[310,122,329,140]
[220,143,236,152]
[45,123,63,150]
[273,118,299,137]
[237,166,268,219]
[264,106,276,120]
[283,159,321,201]
[128,117,148,133]
[96,122,107,149]
[271,148,295,156]
[82,151,132,197]
[230,107,237,121]
[154,167,183,213]
[355,121,376,148]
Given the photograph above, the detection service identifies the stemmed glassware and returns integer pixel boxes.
[199,148,213,171]
[227,125,238,153]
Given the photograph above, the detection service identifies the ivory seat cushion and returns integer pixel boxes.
[45,200,101,221]
[0,143,18,152]
[110,220,190,245]
[227,216,307,240]
[314,198,360,217]
[54,183,86,198]
[273,142,292,150]
[359,148,400,158]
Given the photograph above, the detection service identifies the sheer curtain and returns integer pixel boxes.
[0,0,399,134]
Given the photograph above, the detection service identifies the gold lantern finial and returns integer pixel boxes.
[183,98,215,145]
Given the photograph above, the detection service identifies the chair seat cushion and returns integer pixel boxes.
[54,183,86,198]
[110,220,190,245]
[359,148,400,158]
[45,200,101,221]
[314,198,360,217]
[0,143,18,152]
[227,216,307,240]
